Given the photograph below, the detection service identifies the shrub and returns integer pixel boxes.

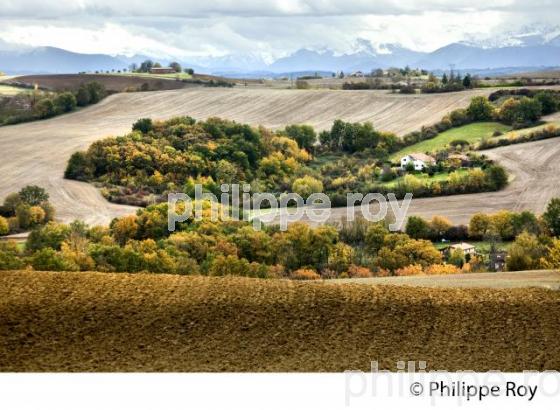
[295,80,310,89]
[54,92,77,113]
[499,97,542,125]
[506,232,546,271]
[395,264,424,276]
[27,222,70,252]
[292,176,323,197]
[2,193,22,215]
[424,264,461,275]
[29,206,46,225]
[0,216,9,235]
[65,151,93,180]
[466,96,495,121]
[347,264,373,278]
[76,85,91,106]
[31,248,69,271]
[405,216,431,239]
[132,118,153,134]
[484,165,508,190]
[290,268,320,280]
[0,241,25,270]
[34,98,56,118]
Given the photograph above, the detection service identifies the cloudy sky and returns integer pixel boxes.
[0,0,559,60]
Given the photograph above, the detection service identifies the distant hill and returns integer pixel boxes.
[2,25,560,77]
[0,46,127,74]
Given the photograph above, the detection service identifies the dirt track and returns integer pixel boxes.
[0,86,558,226]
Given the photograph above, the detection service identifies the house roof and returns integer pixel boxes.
[450,242,476,251]
[405,153,436,163]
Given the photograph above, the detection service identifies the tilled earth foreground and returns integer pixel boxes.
[0,271,559,372]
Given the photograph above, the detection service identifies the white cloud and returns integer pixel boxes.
[0,0,557,59]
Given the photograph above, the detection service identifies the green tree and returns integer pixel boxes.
[291,176,323,197]
[54,92,77,113]
[466,96,495,121]
[469,213,492,239]
[34,98,55,118]
[65,151,93,180]
[169,62,182,72]
[405,216,431,239]
[462,74,472,88]
[284,124,316,152]
[534,91,559,115]
[0,242,25,270]
[2,193,22,215]
[27,222,70,251]
[76,86,90,106]
[0,216,9,235]
[484,165,508,190]
[31,248,69,271]
[19,185,49,206]
[543,198,560,237]
[85,82,106,104]
[506,232,546,271]
[132,118,153,134]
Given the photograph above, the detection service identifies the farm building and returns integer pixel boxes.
[449,242,476,255]
[400,153,436,171]
[150,67,176,74]
[441,242,477,258]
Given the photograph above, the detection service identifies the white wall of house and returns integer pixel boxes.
[400,156,428,171]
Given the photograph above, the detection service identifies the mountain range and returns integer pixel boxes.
[1,25,560,77]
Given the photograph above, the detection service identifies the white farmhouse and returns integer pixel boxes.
[400,153,436,171]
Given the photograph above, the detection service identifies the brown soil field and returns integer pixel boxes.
[1,86,560,226]
[0,270,559,372]
[7,74,189,93]
[334,270,560,290]
[0,272,560,372]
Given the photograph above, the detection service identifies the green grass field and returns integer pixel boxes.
[391,122,511,160]
[102,72,193,80]
[381,169,469,188]
[0,84,31,96]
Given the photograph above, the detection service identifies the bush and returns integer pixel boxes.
[34,98,56,118]
[290,268,320,280]
[0,241,25,270]
[295,80,310,89]
[395,264,424,276]
[466,96,495,121]
[405,216,431,239]
[424,264,461,275]
[292,176,323,197]
[0,216,9,235]
[347,264,373,278]
[132,118,153,134]
[76,86,90,106]
[499,97,542,125]
[31,248,69,271]
[54,92,77,113]
[27,222,70,252]
[65,151,93,180]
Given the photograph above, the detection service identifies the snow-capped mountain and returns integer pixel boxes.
[462,24,560,49]
[2,26,560,76]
